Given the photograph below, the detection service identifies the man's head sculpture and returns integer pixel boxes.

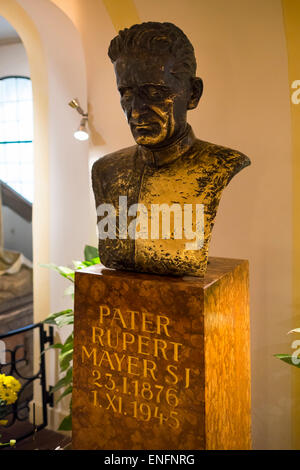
[108,22,203,148]
[92,22,250,277]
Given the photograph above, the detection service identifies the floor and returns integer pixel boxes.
[1,421,71,450]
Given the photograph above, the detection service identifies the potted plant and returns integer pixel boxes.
[42,245,100,431]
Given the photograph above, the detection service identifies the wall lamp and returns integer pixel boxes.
[68,98,89,141]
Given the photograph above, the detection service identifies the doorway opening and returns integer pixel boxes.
[0,15,34,442]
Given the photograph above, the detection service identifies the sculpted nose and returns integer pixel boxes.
[131,95,147,119]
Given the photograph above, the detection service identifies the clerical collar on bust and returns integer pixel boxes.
[138,124,196,168]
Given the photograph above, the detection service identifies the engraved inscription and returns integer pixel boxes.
[81,304,194,429]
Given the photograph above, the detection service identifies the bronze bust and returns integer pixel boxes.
[92,22,250,277]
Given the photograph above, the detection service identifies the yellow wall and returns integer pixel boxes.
[102,0,139,32]
[282,0,300,450]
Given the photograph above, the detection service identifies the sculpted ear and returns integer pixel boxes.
[187,77,203,110]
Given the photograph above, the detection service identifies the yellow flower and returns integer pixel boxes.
[3,376,21,393]
[9,439,16,446]
[0,389,17,405]
[0,374,21,405]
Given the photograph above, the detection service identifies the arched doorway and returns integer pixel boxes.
[0,0,90,433]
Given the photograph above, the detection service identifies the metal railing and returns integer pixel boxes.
[0,179,32,222]
[0,322,54,443]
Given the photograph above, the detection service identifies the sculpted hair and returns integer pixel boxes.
[108,22,197,78]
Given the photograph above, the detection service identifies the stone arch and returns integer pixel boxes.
[0,0,90,322]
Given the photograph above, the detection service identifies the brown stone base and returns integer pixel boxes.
[72,257,251,450]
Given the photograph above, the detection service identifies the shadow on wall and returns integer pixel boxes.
[87,102,106,147]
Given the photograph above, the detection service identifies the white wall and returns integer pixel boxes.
[0,41,33,260]
[0,41,29,76]
[3,206,32,259]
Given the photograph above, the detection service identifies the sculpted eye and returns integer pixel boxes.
[146,86,163,99]
[143,85,170,101]
[119,88,132,99]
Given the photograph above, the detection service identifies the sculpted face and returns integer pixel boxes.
[114,53,202,148]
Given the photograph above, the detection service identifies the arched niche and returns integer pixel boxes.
[0,0,90,323]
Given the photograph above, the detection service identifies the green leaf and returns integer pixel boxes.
[73,258,100,272]
[60,353,73,372]
[54,313,74,328]
[59,335,74,371]
[56,385,72,404]
[59,342,73,358]
[43,309,73,325]
[40,263,75,282]
[62,332,73,348]
[64,284,74,297]
[72,260,84,269]
[83,257,100,267]
[58,414,72,431]
[39,262,60,271]
[72,261,88,270]
[274,354,300,368]
[84,245,99,261]
[52,368,73,393]
[57,266,75,281]
[43,308,73,323]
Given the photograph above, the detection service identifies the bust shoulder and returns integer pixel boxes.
[193,138,251,182]
[92,145,137,176]
[92,145,138,200]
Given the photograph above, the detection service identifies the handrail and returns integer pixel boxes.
[0,322,38,340]
[0,180,32,222]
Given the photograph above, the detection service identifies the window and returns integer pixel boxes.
[0,76,34,202]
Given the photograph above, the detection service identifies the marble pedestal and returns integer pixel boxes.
[72,257,251,450]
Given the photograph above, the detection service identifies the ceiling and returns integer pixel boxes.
[0,16,20,44]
